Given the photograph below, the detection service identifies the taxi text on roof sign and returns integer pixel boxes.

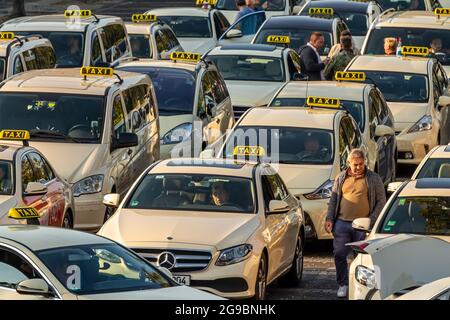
[196,0,217,5]
[309,8,334,15]
[0,32,14,40]
[233,146,266,157]
[306,96,340,108]
[64,9,92,17]
[335,71,366,81]
[267,35,290,44]
[0,129,30,140]
[132,14,157,23]
[170,52,201,62]
[80,66,114,77]
[434,8,450,16]
[8,207,39,220]
[401,46,429,57]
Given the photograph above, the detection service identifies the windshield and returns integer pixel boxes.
[208,55,284,82]
[365,28,450,66]
[0,161,13,196]
[377,0,427,10]
[339,12,368,37]
[129,34,152,58]
[216,0,286,11]
[254,28,333,55]
[379,196,450,236]
[14,31,85,67]
[223,126,334,164]
[125,174,256,213]
[118,66,195,115]
[0,93,104,143]
[351,71,429,103]
[270,98,365,132]
[157,16,212,38]
[36,243,172,295]
[0,57,5,81]
[416,158,450,178]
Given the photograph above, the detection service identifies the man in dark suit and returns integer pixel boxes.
[299,32,330,81]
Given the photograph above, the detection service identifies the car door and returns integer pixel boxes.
[213,11,230,41]
[338,118,352,171]
[286,50,302,81]
[90,29,105,66]
[219,11,266,45]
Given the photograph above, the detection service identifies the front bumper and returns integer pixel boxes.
[396,129,438,165]
[298,196,332,240]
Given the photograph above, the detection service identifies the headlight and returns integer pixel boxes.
[160,123,193,145]
[407,115,432,133]
[73,174,104,197]
[355,265,377,289]
[304,179,333,200]
[215,244,252,266]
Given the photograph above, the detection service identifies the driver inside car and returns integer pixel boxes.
[58,35,82,66]
[211,181,232,207]
[296,133,326,161]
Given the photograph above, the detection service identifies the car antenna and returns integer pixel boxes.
[113,73,124,84]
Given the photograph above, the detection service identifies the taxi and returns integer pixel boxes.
[297,1,382,49]
[205,44,303,120]
[98,158,305,299]
[348,178,450,300]
[0,225,222,299]
[252,13,349,58]
[361,9,450,78]
[216,0,295,22]
[0,33,56,81]
[116,52,234,159]
[204,100,367,240]
[376,0,442,11]
[125,14,183,59]
[411,144,450,179]
[0,130,74,228]
[0,10,132,68]
[0,66,160,231]
[345,53,449,164]
[144,1,231,54]
[269,72,397,185]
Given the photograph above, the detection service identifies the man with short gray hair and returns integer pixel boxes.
[325,148,386,298]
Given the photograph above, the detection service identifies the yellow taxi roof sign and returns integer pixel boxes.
[80,66,114,77]
[0,32,14,41]
[267,35,290,44]
[309,8,334,16]
[8,207,39,220]
[434,8,450,16]
[132,14,157,23]
[233,146,266,157]
[401,46,429,57]
[306,96,340,108]
[0,130,30,141]
[170,52,201,63]
[196,0,217,5]
[335,71,366,81]
[64,9,92,18]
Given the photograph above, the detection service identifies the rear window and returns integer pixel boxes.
[416,158,450,178]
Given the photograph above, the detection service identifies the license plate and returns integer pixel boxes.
[173,275,190,286]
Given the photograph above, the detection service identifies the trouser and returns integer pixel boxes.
[332,219,366,286]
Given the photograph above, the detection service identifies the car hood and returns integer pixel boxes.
[178,38,215,55]
[100,209,260,249]
[79,285,224,300]
[225,81,284,107]
[0,195,18,224]
[276,164,332,194]
[28,141,109,184]
[386,102,428,131]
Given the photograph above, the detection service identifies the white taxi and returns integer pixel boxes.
[216,0,295,23]
[99,158,305,299]
[346,52,449,164]
[412,144,450,178]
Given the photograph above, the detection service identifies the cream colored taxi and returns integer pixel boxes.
[0,67,160,231]
[116,52,234,159]
[348,178,450,300]
[204,100,368,240]
[0,32,56,81]
[269,73,397,185]
[126,14,183,59]
[345,53,449,164]
[412,144,450,178]
[99,158,305,299]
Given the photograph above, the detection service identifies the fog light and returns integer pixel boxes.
[405,152,413,160]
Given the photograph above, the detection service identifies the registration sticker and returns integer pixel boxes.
[335,71,366,81]
[306,96,340,108]
[399,198,406,206]
[233,146,266,157]
[0,32,14,40]
[401,46,429,57]
[267,35,290,44]
[309,8,334,16]
[387,220,396,227]
[383,226,392,232]
[130,200,139,207]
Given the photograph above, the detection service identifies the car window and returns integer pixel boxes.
[216,11,230,37]
[41,156,56,181]
[129,33,152,59]
[339,121,350,170]
[27,152,52,184]
[0,247,43,289]
[22,48,39,70]
[158,16,212,38]
[432,70,442,105]
[341,116,359,149]
[21,155,35,190]
[35,46,56,69]
[204,70,228,105]
[0,160,13,195]
[112,94,127,138]
[434,289,450,301]
[416,158,450,178]
[13,55,24,75]
[100,24,129,62]
[122,85,152,132]
[0,57,5,81]
[91,30,103,66]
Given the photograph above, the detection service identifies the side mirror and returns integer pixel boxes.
[158,267,173,279]
[438,96,450,108]
[103,193,120,207]
[293,72,308,81]
[200,149,215,159]
[268,200,290,215]
[352,217,371,232]
[24,182,47,196]
[113,132,138,150]
[387,181,402,194]
[16,279,49,296]
[375,124,395,137]
[225,29,243,39]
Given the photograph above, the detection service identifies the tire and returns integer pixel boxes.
[62,211,73,229]
[278,235,304,287]
[253,254,268,300]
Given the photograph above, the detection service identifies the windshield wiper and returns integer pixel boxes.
[29,129,83,143]
[0,281,16,289]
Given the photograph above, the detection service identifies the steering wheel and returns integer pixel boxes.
[68,124,92,133]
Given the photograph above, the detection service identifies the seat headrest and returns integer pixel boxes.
[438,163,450,178]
